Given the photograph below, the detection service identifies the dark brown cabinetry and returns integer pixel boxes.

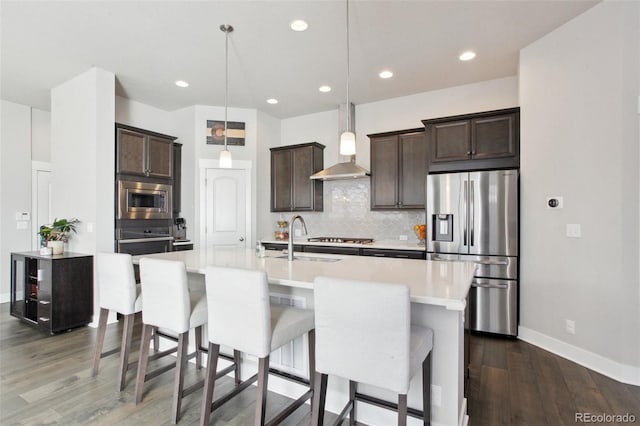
[261,243,425,259]
[369,129,427,210]
[116,123,176,179]
[423,107,520,173]
[360,248,426,259]
[270,142,325,212]
[10,252,93,334]
[173,142,182,214]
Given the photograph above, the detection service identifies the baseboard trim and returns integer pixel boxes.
[518,326,640,386]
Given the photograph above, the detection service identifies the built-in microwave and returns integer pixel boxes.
[117,179,172,220]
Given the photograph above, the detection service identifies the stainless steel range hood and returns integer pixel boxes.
[310,103,370,181]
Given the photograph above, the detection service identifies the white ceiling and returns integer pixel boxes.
[1,0,598,119]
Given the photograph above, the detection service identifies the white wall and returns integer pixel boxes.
[0,100,33,302]
[31,108,51,162]
[256,110,281,239]
[115,96,172,135]
[519,0,640,381]
[170,106,197,233]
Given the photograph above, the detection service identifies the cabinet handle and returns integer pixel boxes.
[396,255,410,258]
[38,317,50,322]
[39,300,51,305]
[373,253,386,257]
[37,269,43,282]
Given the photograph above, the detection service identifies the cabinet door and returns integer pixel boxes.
[271,149,293,211]
[430,120,470,162]
[10,255,26,318]
[398,132,427,208]
[371,136,399,209]
[117,128,146,175]
[471,113,517,160]
[291,146,314,210]
[173,143,182,214]
[147,136,173,178]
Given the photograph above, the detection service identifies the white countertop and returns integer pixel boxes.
[261,238,426,251]
[134,248,475,310]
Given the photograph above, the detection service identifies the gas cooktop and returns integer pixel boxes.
[307,237,374,244]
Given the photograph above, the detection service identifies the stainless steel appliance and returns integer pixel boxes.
[116,223,173,255]
[117,179,172,220]
[426,169,518,336]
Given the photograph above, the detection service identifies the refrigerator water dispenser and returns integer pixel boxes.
[432,214,453,241]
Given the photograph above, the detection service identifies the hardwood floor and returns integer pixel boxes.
[1,303,638,425]
[467,334,640,426]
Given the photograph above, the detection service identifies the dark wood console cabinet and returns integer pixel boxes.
[368,129,427,210]
[270,142,325,212]
[10,252,93,334]
[423,107,520,172]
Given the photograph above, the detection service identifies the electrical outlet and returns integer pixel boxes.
[566,224,581,238]
[566,319,576,335]
[294,228,301,237]
[431,385,442,407]
[399,235,408,241]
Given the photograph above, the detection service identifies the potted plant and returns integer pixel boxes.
[38,218,80,254]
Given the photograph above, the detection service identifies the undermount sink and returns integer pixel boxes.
[275,255,341,263]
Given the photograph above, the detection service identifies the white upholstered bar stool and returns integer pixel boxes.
[200,266,316,426]
[135,257,207,424]
[311,276,434,426]
[92,252,142,391]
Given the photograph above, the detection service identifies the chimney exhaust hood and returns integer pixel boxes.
[310,103,370,181]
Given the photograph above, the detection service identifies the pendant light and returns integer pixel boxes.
[219,24,233,168]
[339,0,356,156]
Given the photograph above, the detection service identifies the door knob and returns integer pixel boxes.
[239,237,245,242]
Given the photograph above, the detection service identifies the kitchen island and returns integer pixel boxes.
[135,248,475,426]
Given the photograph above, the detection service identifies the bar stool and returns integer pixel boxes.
[135,258,207,424]
[311,276,433,426]
[200,266,316,426]
[92,252,142,391]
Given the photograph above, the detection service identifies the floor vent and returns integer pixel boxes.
[269,293,307,375]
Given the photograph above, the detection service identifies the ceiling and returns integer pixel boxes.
[1,1,598,119]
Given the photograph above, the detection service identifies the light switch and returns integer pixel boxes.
[566,224,581,238]
[15,212,30,221]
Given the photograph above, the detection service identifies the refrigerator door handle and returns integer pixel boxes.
[463,180,468,246]
[470,180,475,246]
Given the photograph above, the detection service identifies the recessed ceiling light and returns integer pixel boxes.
[290,20,309,32]
[267,98,279,104]
[379,70,393,79]
[319,85,331,93]
[175,80,189,88]
[459,51,476,61]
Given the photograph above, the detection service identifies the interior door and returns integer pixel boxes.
[205,168,247,248]
[32,166,52,249]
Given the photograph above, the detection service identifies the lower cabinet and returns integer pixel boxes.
[261,243,425,259]
[359,248,426,259]
[10,252,93,334]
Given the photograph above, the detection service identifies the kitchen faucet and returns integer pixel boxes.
[288,215,308,261]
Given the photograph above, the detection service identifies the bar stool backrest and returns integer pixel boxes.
[97,252,138,315]
[205,266,272,358]
[139,258,190,333]
[313,276,412,394]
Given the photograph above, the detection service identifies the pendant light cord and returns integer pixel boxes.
[224,26,229,151]
[346,0,351,132]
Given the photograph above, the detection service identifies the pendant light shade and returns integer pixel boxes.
[338,0,356,156]
[219,24,233,168]
[339,131,356,155]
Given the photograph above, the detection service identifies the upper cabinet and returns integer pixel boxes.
[270,142,325,212]
[422,107,520,173]
[116,123,177,179]
[369,129,427,210]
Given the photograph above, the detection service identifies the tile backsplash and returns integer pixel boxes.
[269,179,425,241]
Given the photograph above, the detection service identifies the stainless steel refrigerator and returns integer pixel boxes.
[426,169,519,336]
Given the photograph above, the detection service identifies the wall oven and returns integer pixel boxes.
[117,179,172,220]
[116,224,173,255]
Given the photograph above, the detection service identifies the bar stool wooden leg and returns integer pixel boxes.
[200,343,220,426]
[152,326,160,353]
[398,394,408,426]
[311,372,327,426]
[255,356,270,426]
[171,331,189,424]
[135,324,153,404]
[195,325,203,370]
[92,308,109,377]
[349,380,357,425]
[233,350,242,384]
[423,352,431,425]
[117,313,136,391]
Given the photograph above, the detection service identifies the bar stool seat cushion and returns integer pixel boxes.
[270,305,315,352]
[409,326,433,379]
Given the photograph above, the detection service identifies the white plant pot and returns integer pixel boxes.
[47,240,64,255]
